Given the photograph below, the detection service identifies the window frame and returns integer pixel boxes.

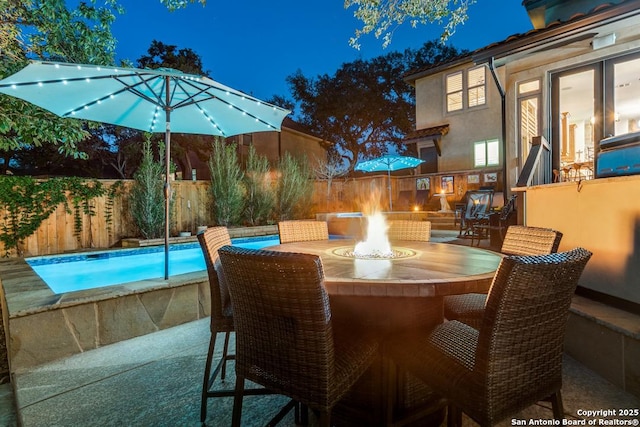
[517,78,542,163]
[467,66,486,108]
[446,71,464,112]
[445,65,487,113]
[473,138,500,168]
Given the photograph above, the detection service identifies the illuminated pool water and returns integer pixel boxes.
[26,235,280,294]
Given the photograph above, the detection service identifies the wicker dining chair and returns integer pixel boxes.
[388,248,592,426]
[277,220,329,244]
[218,245,380,427]
[443,225,563,329]
[196,227,270,423]
[387,220,431,242]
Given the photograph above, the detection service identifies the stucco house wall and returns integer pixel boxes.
[414,63,504,173]
[407,0,640,309]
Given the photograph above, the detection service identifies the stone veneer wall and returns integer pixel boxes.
[3,265,210,371]
[0,225,278,372]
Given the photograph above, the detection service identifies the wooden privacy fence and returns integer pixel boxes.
[0,180,216,257]
[2,170,500,257]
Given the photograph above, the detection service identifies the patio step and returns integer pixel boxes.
[426,211,457,231]
[565,296,640,399]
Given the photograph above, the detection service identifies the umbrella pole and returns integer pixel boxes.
[163,79,171,280]
[387,169,392,211]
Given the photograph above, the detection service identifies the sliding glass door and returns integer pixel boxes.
[551,52,640,181]
[551,64,601,181]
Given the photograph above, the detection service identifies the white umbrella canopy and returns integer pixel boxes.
[0,60,290,279]
[355,155,424,211]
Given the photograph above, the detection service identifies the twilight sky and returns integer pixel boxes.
[111,0,533,102]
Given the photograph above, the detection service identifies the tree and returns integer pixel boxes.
[312,152,348,211]
[0,1,205,172]
[288,41,463,171]
[137,40,207,75]
[0,0,123,172]
[160,0,206,11]
[345,0,475,49]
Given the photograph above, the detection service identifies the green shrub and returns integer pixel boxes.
[276,153,314,220]
[243,146,274,226]
[130,137,166,239]
[208,138,244,226]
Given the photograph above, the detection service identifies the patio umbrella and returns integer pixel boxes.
[0,60,290,279]
[355,155,424,210]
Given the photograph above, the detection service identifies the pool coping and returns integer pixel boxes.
[0,256,208,317]
[0,256,211,370]
[0,225,279,371]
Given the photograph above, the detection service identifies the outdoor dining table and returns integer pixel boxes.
[265,239,501,298]
[265,239,503,425]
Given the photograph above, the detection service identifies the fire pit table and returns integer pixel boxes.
[266,239,501,299]
[266,239,502,425]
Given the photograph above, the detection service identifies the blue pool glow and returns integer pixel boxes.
[27,235,280,294]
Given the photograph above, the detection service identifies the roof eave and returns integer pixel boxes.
[404,55,473,84]
[473,1,640,64]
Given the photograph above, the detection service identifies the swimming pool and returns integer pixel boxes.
[26,235,280,294]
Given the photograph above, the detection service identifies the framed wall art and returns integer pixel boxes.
[416,177,430,190]
[484,173,498,183]
[441,176,454,194]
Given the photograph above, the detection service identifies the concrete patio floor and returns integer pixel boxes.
[1,317,638,427]
[1,230,638,426]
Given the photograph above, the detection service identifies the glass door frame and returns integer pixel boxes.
[550,63,603,173]
[603,50,640,138]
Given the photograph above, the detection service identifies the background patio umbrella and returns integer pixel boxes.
[0,60,290,279]
[355,155,424,211]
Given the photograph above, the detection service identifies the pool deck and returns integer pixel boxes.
[1,228,639,423]
[2,318,638,426]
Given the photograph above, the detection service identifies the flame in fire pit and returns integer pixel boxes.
[331,212,415,260]
[353,212,393,258]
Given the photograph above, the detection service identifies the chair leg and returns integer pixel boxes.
[231,376,245,427]
[317,411,331,427]
[221,331,231,380]
[447,405,462,427]
[200,333,217,423]
[295,403,309,425]
[550,391,565,420]
[385,360,400,425]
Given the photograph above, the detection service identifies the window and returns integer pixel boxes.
[446,66,486,112]
[467,67,486,107]
[474,139,499,167]
[612,56,640,136]
[446,72,463,112]
[517,79,541,161]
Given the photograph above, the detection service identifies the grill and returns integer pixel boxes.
[596,131,640,178]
